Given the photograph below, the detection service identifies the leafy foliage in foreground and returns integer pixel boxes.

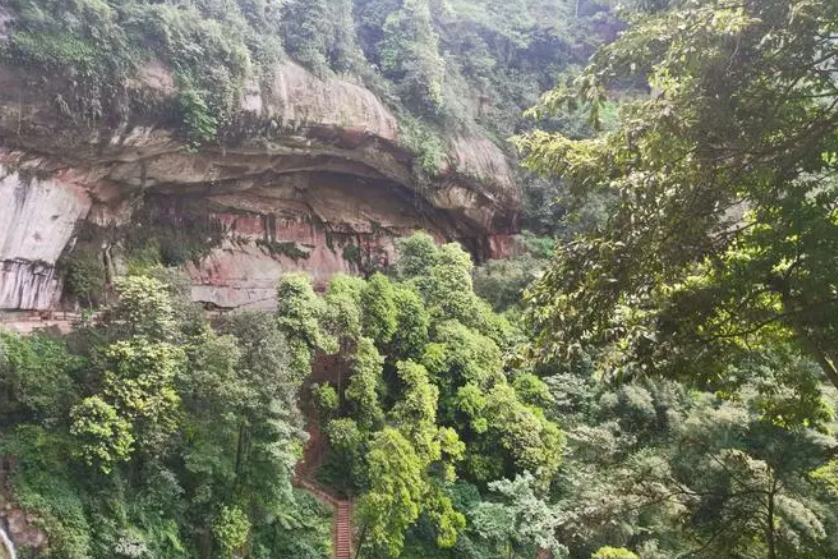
[517,0,838,395]
[510,0,838,556]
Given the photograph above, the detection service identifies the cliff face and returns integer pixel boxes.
[0,59,520,310]
[0,169,91,309]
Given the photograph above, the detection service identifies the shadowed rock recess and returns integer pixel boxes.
[0,59,520,310]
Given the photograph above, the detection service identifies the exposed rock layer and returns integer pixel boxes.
[0,60,520,310]
[1,460,49,555]
[0,169,91,309]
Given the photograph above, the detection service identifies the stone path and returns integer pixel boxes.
[0,311,83,334]
[335,500,352,559]
[293,475,354,559]
[293,408,354,559]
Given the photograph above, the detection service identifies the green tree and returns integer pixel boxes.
[63,244,106,308]
[177,330,247,504]
[390,360,442,459]
[212,504,250,558]
[215,310,304,512]
[420,242,480,326]
[422,320,504,404]
[0,331,80,424]
[548,368,838,559]
[0,271,325,559]
[104,275,177,341]
[591,547,639,559]
[512,372,553,409]
[480,384,564,486]
[70,338,184,468]
[473,254,541,313]
[324,416,367,491]
[312,382,340,420]
[69,395,135,472]
[471,472,566,558]
[282,0,332,73]
[357,427,425,558]
[395,232,439,280]
[276,273,334,378]
[813,459,838,498]
[346,337,386,429]
[517,0,838,393]
[282,0,360,75]
[378,0,446,114]
[324,273,365,348]
[361,272,399,346]
[390,284,431,360]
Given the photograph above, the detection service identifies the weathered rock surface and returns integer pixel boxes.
[0,460,49,555]
[3,509,48,551]
[0,168,92,309]
[268,61,399,141]
[0,58,520,310]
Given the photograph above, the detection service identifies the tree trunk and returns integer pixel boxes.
[780,292,838,391]
[235,422,250,475]
[353,522,368,559]
[789,322,838,391]
[766,477,777,559]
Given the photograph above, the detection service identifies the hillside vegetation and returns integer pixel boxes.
[2,1,838,559]
[0,0,615,149]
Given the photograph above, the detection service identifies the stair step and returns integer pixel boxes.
[332,499,352,559]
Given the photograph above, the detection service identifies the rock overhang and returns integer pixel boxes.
[0,58,521,310]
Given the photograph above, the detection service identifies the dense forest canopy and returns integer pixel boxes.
[2,1,838,559]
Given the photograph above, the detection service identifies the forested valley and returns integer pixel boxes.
[1,1,838,559]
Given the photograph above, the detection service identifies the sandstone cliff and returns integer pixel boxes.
[0,58,520,310]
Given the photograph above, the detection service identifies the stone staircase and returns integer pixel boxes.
[335,501,353,559]
[293,477,354,559]
[294,413,354,559]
